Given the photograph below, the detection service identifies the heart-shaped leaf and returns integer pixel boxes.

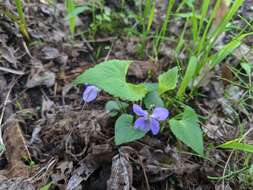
[144,91,164,109]
[169,106,204,155]
[158,66,178,95]
[115,114,145,145]
[144,82,158,92]
[74,60,147,101]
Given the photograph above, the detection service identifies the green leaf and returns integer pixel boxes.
[218,140,253,153]
[65,6,90,20]
[241,62,252,76]
[158,66,178,95]
[144,91,164,109]
[209,34,248,69]
[169,106,204,155]
[65,0,76,36]
[176,56,197,99]
[39,182,52,190]
[115,114,145,145]
[74,60,147,101]
[105,100,128,117]
[144,82,158,92]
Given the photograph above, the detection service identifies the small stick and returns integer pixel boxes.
[0,66,25,75]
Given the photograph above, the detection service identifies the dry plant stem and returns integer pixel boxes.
[222,150,234,190]
[0,76,16,156]
[27,158,57,183]
[105,42,114,61]
[139,157,151,190]
[222,127,253,190]
[0,66,25,75]
[81,102,87,113]
[22,40,32,57]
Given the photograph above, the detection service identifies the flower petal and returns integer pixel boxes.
[82,85,98,103]
[150,118,160,135]
[133,104,148,117]
[151,107,169,121]
[134,117,150,133]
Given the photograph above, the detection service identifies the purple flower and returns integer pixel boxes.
[133,104,169,135]
[82,85,99,103]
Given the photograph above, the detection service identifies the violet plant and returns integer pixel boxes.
[133,104,169,135]
[82,85,100,103]
[74,59,204,155]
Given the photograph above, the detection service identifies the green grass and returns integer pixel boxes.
[176,56,197,100]
[64,0,76,38]
[138,0,156,57]
[14,0,30,41]
[154,0,175,50]
[170,0,248,99]
[193,0,245,74]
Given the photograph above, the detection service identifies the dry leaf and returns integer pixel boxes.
[2,120,31,178]
[107,150,133,190]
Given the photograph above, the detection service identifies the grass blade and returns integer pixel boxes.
[177,56,197,100]
[155,0,175,48]
[14,0,30,41]
[210,33,253,69]
[65,0,76,37]
[219,140,253,153]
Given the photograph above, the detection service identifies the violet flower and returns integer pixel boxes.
[133,104,169,135]
[82,85,99,103]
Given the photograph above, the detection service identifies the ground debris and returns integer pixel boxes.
[107,148,133,190]
[26,59,56,88]
[128,60,158,80]
[67,144,113,190]
[0,45,17,65]
[1,120,31,178]
[40,46,60,61]
[0,177,35,190]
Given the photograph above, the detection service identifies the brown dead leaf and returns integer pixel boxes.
[138,146,172,183]
[66,163,95,190]
[26,70,56,88]
[67,144,113,190]
[213,0,230,27]
[41,96,56,122]
[203,113,237,140]
[128,60,158,80]
[26,60,56,88]
[40,46,60,60]
[2,120,31,178]
[107,149,133,190]
[0,46,17,65]
[221,64,233,86]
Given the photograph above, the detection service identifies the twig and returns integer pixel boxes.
[104,41,114,61]
[87,37,117,43]
[26,158,57,183]
[0,66,25,75]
